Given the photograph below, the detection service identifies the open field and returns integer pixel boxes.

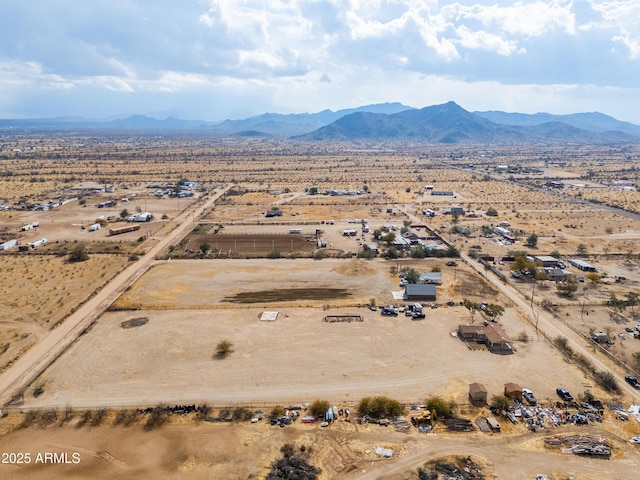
[0,254,129,373]
[18,259,595,410]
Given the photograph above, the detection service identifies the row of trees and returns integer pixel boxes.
[462,299,505,322]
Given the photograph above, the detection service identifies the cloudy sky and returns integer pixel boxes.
[2,0,640,122]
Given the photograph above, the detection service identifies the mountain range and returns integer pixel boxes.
[2,101,639,145]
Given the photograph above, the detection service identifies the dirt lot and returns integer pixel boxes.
[0,254,129,372]
[1,407,640,480]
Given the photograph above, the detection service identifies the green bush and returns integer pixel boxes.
[308,400,330,419]
[425,396,454,419]
[357,396,404,419]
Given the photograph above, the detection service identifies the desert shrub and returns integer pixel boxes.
[425,396,455,419]
[357,248,375,259]
[68,244,89,263]
[308,400,330,419]
[232,407,253,421]
[553,336,574,357]
[268,249,282,259]
[270,405,285,417]
[215,339,234,358]
[490,395,510,412]
[357,396,404,419]
[595,371,620,394]
[144,405,169,431]
[578,390,595,403]
[313,250,327,260]
[574,353,595,375]
[266,444,320,480]
[91,408,109,426]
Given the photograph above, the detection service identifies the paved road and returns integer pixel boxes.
[0,184,233,407]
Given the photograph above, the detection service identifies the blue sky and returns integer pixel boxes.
[1,0,640,122]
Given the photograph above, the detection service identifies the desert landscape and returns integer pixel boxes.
[2,135,640,479]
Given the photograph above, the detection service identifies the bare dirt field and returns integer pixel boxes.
[23,259,594,410]
[0,254,129,372]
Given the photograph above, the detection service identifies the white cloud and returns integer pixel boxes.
[0,1,639,122]
[454,25,524,55]
[445,1,576,38]
[590,0,640,59]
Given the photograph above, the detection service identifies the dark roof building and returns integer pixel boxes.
[404,283,437,301]
[458,324,513,353]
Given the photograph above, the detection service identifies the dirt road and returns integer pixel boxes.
[350,429,638,480]
[0,184,234,406]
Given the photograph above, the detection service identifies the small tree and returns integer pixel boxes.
[68,244,89,263]
[526,233,538,248]
[556,279,578,297]
[120,208,129,219]
[425,396,454,419]
[463,298,478,322]
[404,268,420,284]
[382,232,396,246]
[485,207,498,217]
[215,340,234,358]
[200,243,211,254]
[626,292,639,313]
[270,405,285,418]
[586,272,601,284]
[595,371,620,394]
[577,243,588,255]
[490,395,510,412]
[357,396,404,419]
[308,400,330,419]
[484,303,505,322]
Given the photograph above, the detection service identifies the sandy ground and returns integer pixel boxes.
[1,413,640,480]
[24,259,597,409]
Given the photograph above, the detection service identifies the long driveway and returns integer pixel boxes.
[0,184,233,407]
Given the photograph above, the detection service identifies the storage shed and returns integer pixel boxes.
[504,383,523,398]
[468,383,488,403]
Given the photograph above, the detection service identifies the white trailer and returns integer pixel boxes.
[0,239,18,250]
[89,223,101,231]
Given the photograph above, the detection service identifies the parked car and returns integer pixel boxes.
[381,306,398,317]
[522,388,537,405]
[446,301,456,307]
[556,387,574,402]
[578,275,585,282]
[446,261,457,267]
[412,311,426,320]
[625,375,640,389]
